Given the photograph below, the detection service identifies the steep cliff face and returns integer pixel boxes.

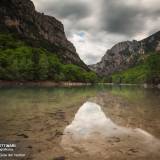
[89,31,160,75]
[0,0,88,70]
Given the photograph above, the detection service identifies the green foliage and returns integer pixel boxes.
[62,64,97,83]
[109,53,160,84]
[146,54,160,84]
[0,32,97,83]
[82,71,97,83]
[0,33,25,49]
[111,65,147,83]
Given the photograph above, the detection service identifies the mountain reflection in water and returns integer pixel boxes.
[61,101,160,158]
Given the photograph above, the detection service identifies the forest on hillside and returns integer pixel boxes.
[0,33,97,82]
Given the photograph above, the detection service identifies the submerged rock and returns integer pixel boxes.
[17,133,29,138]
[53,156,65,160]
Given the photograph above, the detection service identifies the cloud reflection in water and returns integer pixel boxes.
[61,101,160,157]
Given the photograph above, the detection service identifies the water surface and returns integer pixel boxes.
[0,85,159,160]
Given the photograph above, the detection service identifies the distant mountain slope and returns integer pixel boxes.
[0,0,88,70]
[111,54,160,84]
[89,31,160,76]
[0,33,97,82]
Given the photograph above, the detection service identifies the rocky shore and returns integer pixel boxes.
[0,80,92,87]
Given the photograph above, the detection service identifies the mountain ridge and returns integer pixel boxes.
[0,0,88,70]
[89,31,160,76]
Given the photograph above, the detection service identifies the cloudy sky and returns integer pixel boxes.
[32,0,160,64]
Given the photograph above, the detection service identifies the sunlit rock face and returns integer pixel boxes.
[61,101,160,159]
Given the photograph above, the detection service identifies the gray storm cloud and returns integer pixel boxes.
[32,0,160,64]
[100,0,160,36]
[44,1,91,19]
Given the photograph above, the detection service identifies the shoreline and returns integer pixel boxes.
[98,83,160,89]
[0,80,159,88]
[0,80,92,87]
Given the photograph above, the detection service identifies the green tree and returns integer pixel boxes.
[38,53,49,80]
[146,54,160,84]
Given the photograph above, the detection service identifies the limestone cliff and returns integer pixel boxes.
[89,31,160,76]
[0,0,88,70]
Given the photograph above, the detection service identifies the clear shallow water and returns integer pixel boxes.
[61,101,160,159]
[0,85,159,160]
[62,101,155,137]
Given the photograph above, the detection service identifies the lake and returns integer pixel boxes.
[0,85,160,160]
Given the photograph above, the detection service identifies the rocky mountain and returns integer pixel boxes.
[0,0,88,70]
[89,31,160,76]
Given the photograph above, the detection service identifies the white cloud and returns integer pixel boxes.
[32,0,160,64]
